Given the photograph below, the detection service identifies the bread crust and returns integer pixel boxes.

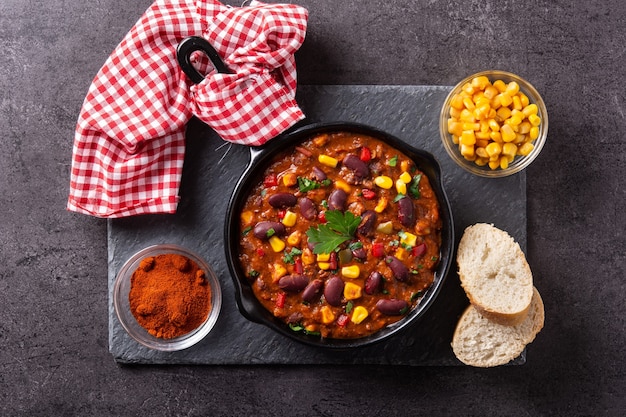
[457,223,533,324]
[452,287,544,367]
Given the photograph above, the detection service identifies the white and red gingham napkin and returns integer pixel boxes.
[68,0,308,218]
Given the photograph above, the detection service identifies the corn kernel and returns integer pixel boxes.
[519,93,530,107]
[282,172,297,187]
[460,130,476,146]
[500,157,509,170]
[316,253,330,262]
[472,75,491,89]
[395,179,407,195]
[489,131,502,142]
[374,196,388,213]
[496,106,512,121]
[321,306,335,324]
[374,176,393,189]
[496,93,513,107]
[272,264,287,281]
[506,81,520,96]
[502,143,518,158]
[343,282,362,300]
[341,264,360,279]
[287,231,301,246]
[459,108,475,123]
[335,179,351,193]
[399,171,412,183]
[394,247,408,261]
[450,94,465,110]
[522,103,538,117]
[460,143,475,158]
[351,306,369,324]
[269,236,285,252]
[475,157,488,166]
[528,114,541,126]
[281,210,297,227]
[318,261,331,270]
[312,134,329,147]
[318,154,338,168]
[400,160,411,172]
[493,79,507,92]
[240,210,254,225]
[400,231,417,247]
[483,85,498,99]
[501,124,517,142]
[518,142,534,156]
[475,147,489,159]
[462,97,475,110]
[488,159,500,170]
[485,142,502,157]
[529,126,540,140]
[512,95,522,111]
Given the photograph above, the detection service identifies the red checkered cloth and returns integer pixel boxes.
[67,0,308,218]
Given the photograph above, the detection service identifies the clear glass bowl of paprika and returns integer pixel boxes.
[113,244,222,351]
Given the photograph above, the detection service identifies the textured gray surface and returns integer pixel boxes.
[2,0,625,415]
[108,85,526,365]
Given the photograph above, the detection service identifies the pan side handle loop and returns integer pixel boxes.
[176,36,232,84]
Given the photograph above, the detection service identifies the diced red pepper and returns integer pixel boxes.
[275,292,286,309]
[256,248,266,257]
[294,258,303,274]
[412,243,427,257]
[361,188,376,200]
[359,147,372,162]
[277,209,286,219]
[263,173,278,188]
[318,211,327,223]
[336,314,350,327]
[372,242,385,258]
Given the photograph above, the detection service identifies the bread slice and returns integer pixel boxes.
[452,287,545,367]
[457,223,534,325]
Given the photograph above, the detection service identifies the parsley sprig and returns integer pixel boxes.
[305,210,361,254]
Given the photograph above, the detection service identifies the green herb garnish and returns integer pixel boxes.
[345,301,354,314]
[388,155,398,167]
[241,226,252,236]
[393,193,405,203]
[297,177,331,192]
[409,174,422,199]
[283,248,303,264]
[306,210,361,254]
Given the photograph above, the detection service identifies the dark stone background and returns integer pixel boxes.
[1,0,624,415]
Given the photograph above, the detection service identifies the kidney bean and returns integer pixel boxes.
[352,247,367,261]
[268,192,297,208]
[342,154,369,179]
[311,166,327,181]
[376,299,409,316]
[328,189,347,211]
[253,221,286,240]
[397,196,415,228]
[357,210,377,236]
[299,197,317,220]
[386,255,409,281]
[278,275,309,293]
[324,276,345,306]
[301,279,323,303]
[364,271,383,295]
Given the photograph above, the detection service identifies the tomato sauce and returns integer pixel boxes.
[237,132,442,339]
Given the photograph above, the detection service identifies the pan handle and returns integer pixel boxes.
[176,36,232,83]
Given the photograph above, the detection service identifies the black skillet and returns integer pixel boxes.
[177,36,455,349]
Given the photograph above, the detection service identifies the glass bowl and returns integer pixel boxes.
[113,244,222,351]
[440,70,548,177]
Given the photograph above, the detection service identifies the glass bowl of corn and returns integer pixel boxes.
[440,70,548,177]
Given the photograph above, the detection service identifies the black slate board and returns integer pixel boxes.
[107,85,527,365]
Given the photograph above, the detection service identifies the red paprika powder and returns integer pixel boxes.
[129,253,211,339]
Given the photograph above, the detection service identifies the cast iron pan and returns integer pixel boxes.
[177,36,455,349]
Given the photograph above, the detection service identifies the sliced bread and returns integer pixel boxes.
[452,286,545,367]
[457,223,534,325]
